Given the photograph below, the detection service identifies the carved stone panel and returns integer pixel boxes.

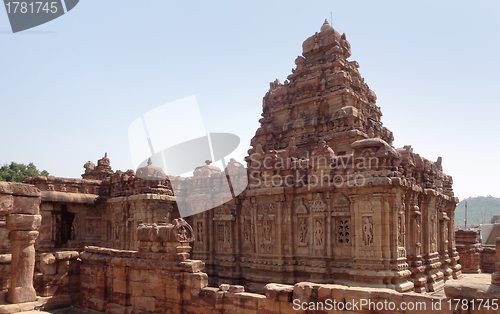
[257,203,275,254]
[359,193,374,213]
[314,219,324,246]
[243,218,252,244]
[397,214,405,247]
[295,199,308,214]
[310,194,326,213]
[332,193,350,214]
[362,216,373,246]
[216,221,231,252]
[86,219,101,240]
[196,221,203,242]
[338,218,350,244]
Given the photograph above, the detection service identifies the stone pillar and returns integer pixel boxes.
[0,183,42,305]
[447,200,461,279]
[455,229,481,274]
[6,230,39,303]
[492,238,500,285]
[5,208,41,303]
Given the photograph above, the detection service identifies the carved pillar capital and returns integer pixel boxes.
[8,230,39,245]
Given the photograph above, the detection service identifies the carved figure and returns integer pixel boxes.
[224,222,231,243]
[362,216,373,246]
[431,212,436,245]
[262,220,272,242]
[173,218,195,242]
[114,224,120,241]
[298,218,307,243]
[398,215,404,247]
[177,225,189,242]
[367,127,375,138]
[71,218,78,240]
[197,222,203,242]
[314,220,323,245]
[244,219,252,243]
[443,221,448,243]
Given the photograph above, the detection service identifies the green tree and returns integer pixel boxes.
[0,162,50,183]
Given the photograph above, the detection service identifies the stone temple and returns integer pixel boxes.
[187,19,460,293]
[2,21,499,314]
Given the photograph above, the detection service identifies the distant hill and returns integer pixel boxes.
[454,196,500,228]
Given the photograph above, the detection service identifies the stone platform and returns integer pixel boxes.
[0,291,42,314]
[445,273,500,300]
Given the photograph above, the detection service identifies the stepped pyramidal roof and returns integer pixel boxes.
[249,19,393,158]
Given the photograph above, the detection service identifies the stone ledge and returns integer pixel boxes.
[0,292,44,314]
[0,255,11,264]
[107,193,176,203]
[0,183,40,198]
[40,191,99,204]
[444,273,500,300]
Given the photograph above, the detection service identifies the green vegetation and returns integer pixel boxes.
[455,196,500,227]
[0,162,49,183]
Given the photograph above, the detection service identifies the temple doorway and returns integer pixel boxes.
[53,205,74,248]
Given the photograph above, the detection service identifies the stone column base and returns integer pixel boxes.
[6,286,37,304]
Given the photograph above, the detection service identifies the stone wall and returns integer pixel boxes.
[0,253,10,292]
[78,218,203,313]
[26,163,179,253]
[481,246,500,273]
[75,220,498,314]
[34,251,80,307]
[455,229,500,273]
[491,238,500,285]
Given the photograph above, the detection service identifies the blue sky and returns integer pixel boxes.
[1,0,499,201]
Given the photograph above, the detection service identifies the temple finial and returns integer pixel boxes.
[147,158,152,166]
[321,19,332,32]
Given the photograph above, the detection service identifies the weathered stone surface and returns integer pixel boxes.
[218,284,230,291]
[185,20,459,293]
[456,229,479,244]
[54,251,79,260]
[228,285,244,293]
[39,253,56,275]
[40,191,98,204]
[7,230,38,304]
[0,22,467,314]
[12,196,40,215]
[0,195,13,214]
[264,283,293,302]
[5,214,41,231]
[0,182,40,197]
[445,273,500,300]
[492,237,500,285]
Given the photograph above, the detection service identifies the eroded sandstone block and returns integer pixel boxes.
[492,238,500,285]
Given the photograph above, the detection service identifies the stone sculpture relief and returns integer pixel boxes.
[314,219,324,246]
[362,216,373,246]
[298,218,308,244]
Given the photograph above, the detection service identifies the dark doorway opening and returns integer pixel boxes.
[53,205,74,248]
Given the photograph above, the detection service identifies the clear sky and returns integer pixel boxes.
[1,0,499,201]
